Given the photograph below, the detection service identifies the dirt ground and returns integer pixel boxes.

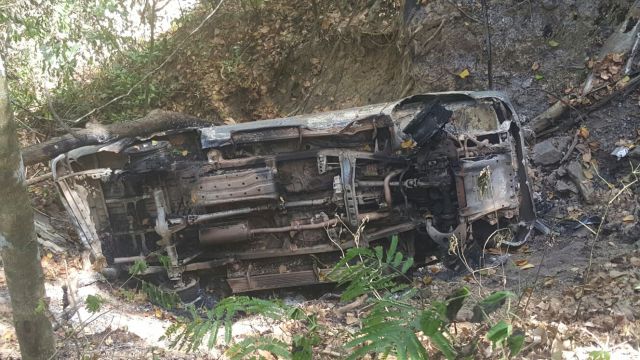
[1,0,640,358]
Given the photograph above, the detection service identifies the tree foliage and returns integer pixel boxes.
[0,0,186,126]
[0,0,134,107]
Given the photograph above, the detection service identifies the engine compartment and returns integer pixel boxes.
[52,92,535,299]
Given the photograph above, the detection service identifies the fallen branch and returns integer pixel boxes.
[335,295,368,315]
[529,0,640,135]
[531,72,640,136]
[26,172,52,186]
[21,110,213,166]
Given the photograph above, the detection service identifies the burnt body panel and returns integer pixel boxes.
[53,91,535,296]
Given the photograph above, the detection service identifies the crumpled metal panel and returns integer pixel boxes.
[460,153,518,221]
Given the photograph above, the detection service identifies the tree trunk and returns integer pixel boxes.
[22,110,213,166]
[0,58,55,358]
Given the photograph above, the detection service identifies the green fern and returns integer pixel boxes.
[141,281,181,310]
[163,296,291,352]
[226,336,292,360]
[347,295,426,360]
[329,235,414,301]
[160,231,519,359]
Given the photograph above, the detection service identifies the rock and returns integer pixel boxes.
[555,179,578,194]
[541,0,559,10]
[628,146,640,159]
[565,160,594,203]
[622,223,640,243]
[532,136,571,165]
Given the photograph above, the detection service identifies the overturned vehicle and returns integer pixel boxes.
[52,91,535,300]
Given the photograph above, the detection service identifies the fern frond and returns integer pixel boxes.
[346,319,427,360]
[329,235,415,301]
[164,296,300,352]
[226,336,292,360]
[141,281,181,310]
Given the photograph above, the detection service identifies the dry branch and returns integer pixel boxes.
[529,0,640,135]
[335,295,368,315]
[21,110,214,166]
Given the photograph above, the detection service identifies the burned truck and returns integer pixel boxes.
[52,91,535,300]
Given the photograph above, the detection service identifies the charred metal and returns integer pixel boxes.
[52,91,535,300]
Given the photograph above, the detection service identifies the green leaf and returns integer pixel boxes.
[226,336,292,360]
[487,320,511,346]
[419,308,443,336]
[534,74,544,80]
[589,351,611,360]
[85,294,105,314]
[471,291,514,322]
[158,255,171,269]
[430,332,457,360]
[374,245,384,261]
[292,333,319,360]
[129,259,148,275]
[387,235,399,263]
[445,287,470,321]
[34,298,47,315]
[507,332,525,357]
[400,257,414,274]
[548,39,560,47]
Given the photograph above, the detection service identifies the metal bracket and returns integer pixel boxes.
[339,154,359,227]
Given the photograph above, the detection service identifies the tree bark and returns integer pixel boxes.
[0,57,55,358]
[22,110,213,166]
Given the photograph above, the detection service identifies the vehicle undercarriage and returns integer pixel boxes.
[52,91,536,301]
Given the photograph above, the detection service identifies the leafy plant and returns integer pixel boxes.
[85,294,105,314]
[129,259,149,275]
[589,351,611,360]
[160,235,523,359]
[162,295,320,358]
[471,291,514,323]
[328,235,414,301]
[34,298,47,315]
[164,296,289,352]
[141,281,181,310]
[226,337,292,360]
[328,235,522,359]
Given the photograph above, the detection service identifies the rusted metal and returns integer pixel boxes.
[199,222,251,245]
[192,167,278,206]
[227,269,332,293]
[250,218,339,235]
[384,169,403,205]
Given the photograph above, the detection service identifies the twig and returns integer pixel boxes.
[47,95,83,142]
[480,0,493,89]
[422,19,445,47]
[446,0,481,23]
[71,0,226,125]
[519,242,549,316]
[335,295,368,315]
[560,130,580,163]
[574,219,597,235]
[321,349,344,357]
[25,171,52,186]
